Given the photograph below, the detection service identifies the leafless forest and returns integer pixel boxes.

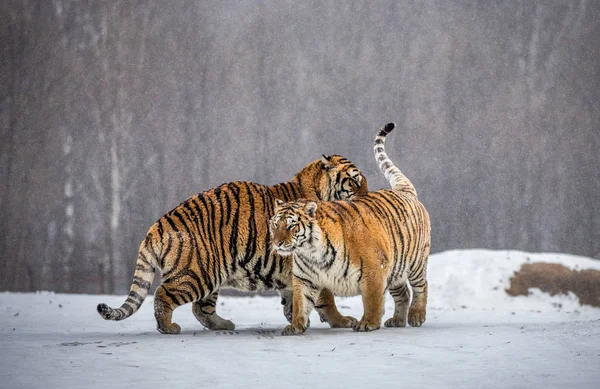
[1,1,598,294]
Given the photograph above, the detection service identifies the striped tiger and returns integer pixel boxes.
[270,123,431,335]
[97,155,367,334]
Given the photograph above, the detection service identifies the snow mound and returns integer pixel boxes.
[427,249,600,319]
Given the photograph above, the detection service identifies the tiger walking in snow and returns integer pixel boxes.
[270,123,431,335]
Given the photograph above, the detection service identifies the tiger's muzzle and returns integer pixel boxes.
[272,241,296,256]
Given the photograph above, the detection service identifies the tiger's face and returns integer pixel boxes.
[319,155,367,200]
[270,200,318,256]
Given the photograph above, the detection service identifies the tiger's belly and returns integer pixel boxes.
[224,275,288,292]
[224,277,263,291]
[294,257,362,297]
[225,260,290,292]
[318,275,361,296]
[316,271,362,296]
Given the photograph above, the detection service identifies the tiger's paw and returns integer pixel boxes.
[192,305,236,331]
[408,308,426,327]
[352,320,381,332]
[283,308,310,328]
[318,311,327,323]
[384,316,407,328]
[329,315,358,329]
[157,322,181,335]
[281,324,306,336]
[203,318,235,331]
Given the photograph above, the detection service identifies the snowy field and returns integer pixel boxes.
[1,250,599,389]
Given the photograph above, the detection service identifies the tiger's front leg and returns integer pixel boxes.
[354,275,385,332]
[192,291,235,331]
[281,276,318,336]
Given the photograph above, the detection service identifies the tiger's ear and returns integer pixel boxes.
[304,201,317,217]
[357,174,368,195]
[275,199,285,207]
[321,155,333,170]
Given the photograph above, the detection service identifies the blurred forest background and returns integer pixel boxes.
[1,1,599,294]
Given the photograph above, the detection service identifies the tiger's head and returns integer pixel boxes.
[270,199,320,256]
[297,155,367,201]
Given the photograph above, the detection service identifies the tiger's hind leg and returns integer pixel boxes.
[279,288,314,328]
[278,288,294,324]
[154,283,195,334]
[192,291,235,331]
[384,281,410,327]
[407,254,429,327]
[314,288,357,329]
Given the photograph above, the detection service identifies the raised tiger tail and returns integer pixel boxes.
[374,122,417,197]
[97,231,160,321]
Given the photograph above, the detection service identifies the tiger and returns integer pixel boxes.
[269,122,431,335]
[97,155,368,334]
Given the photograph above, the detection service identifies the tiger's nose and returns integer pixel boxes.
[274,240,283,247]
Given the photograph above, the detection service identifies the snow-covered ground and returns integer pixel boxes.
[1,250,599,389]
